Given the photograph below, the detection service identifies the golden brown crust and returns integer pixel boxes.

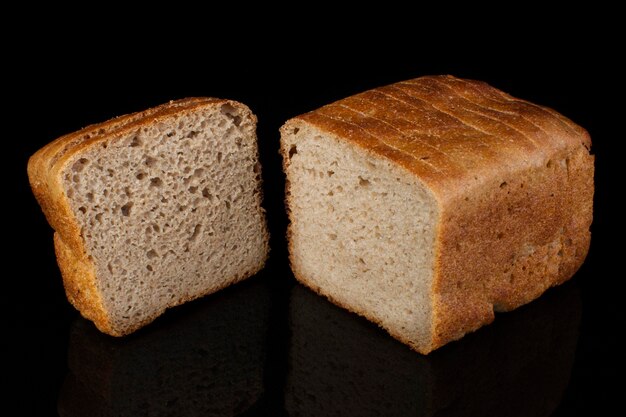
[54,232,114,334]
[431,145,593,350]
[297,76,590,197]
[284,75,593,353]
[28,98,255,335]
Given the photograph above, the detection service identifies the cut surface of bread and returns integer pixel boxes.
[29,99,269,336]
[280,75,593,354]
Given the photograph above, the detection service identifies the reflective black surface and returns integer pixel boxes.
[6,33,619,416]
[59,277,271,416]
[287,279,580,417]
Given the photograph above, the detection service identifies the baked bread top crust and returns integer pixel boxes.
[288,75,590,202]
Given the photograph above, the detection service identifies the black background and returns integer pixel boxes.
[4,18,621,416]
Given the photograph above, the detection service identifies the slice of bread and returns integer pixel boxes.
[280,75,593,354]
[28,98,269,336]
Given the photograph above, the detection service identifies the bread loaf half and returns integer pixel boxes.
[28,98,269,336]
[280,75,593,354]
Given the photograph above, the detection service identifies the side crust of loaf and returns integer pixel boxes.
[280,75,593,354]
[29,99,268,336]
[432,144,592,349]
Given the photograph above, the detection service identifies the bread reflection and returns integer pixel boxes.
[286,280,581,417]
[58,276,271,417]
